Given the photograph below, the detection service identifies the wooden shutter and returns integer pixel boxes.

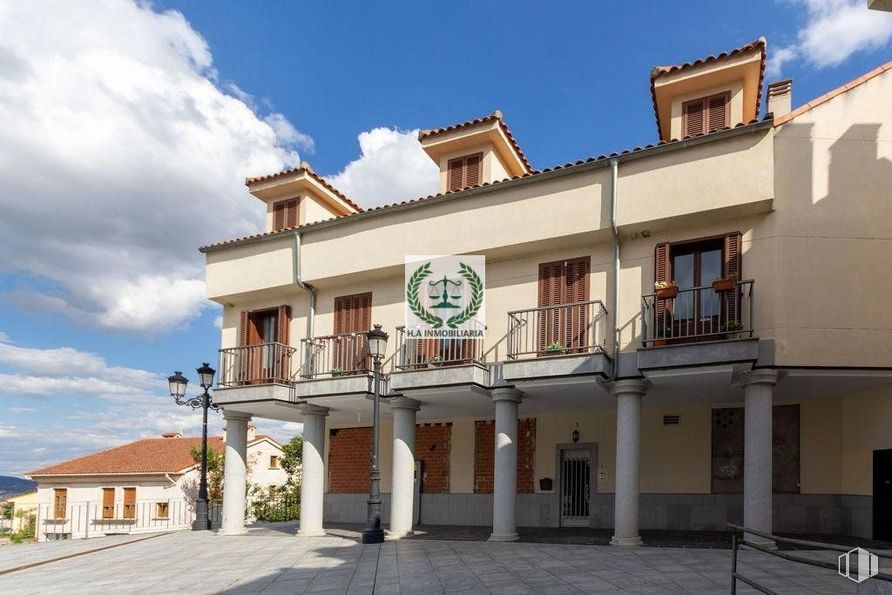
[273,201,286,231]
[683,100,704,137]
[238,311,249,346]
[723,232,742,324]
[102,487,115,519]
[465,154,481,187]
[123,487,136,519]
[333,293,372,372]
[54,488,67,520]
[275,305,291,345]
[564,257,590,351]
[285,199,298,228]
[654,243,671,332]
[448,158,465,192]
[708,94,729,132]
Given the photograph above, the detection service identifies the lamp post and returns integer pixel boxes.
[168,362,219,531]
[361,324,388,544]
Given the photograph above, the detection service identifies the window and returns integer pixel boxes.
[332,292,372,374]
[682,92,730,137]
[53,488,67,520]
[272,198,299,231]
[537,257,591,353]
[123,487,136,520]
[237,305,291,384]
[447,153,482,192]
[269,455,279,469]
[102,487,115,519]
[154,502,169,519]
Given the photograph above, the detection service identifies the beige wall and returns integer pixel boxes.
[840,386,892,495]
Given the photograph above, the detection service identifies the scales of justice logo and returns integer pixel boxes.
[405,255,485,339]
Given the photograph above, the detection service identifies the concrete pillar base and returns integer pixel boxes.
[385,530,414,539]
[609,536,643,547]
[488,532,519,542]
[296,529,327,538]
[220,528,248,537]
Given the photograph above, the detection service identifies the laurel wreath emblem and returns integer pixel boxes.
[407,261,484,330]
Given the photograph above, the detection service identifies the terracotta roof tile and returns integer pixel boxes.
[27,435,269,476]
[650,38,767,140]
[773,60,892,126]
[245,162,364,213]
[418,110,533,173]
[200,117,771,252]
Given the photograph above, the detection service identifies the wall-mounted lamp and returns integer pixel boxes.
[571,422,580,443]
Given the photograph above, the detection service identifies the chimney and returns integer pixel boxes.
[161,432,181,439]
[247,424,257,442]
[767,79,792,118]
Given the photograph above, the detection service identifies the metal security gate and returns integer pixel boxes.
[560,448,591,527]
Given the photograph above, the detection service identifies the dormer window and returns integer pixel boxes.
[682,92,730,137]
[447,153,482,192]
[272,198,298,231]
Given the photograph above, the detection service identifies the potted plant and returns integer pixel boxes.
[654,280,679,300]
[712,273,737,293]
[652,322,669,347]
[721,321,744,339]
[330,367,343,377]
[427,355,444,368]
[544,341,566,355]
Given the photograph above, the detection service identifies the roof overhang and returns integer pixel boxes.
[246,164,360,215]
[651,39,766,141]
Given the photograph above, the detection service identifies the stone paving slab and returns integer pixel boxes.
[0,528,887,594]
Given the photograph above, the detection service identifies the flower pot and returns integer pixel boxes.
[712,278,736,293]
[653,338,668,347]
[655,285,679,300]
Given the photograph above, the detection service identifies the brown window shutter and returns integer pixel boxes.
[276,305,291,345]
[564,257,590,351]
[284,199,299,228]
[238,311,249,346]
[102,487,115,519]
[334,293,372,334]
[708,94,729,132]
[123,487,136,519]
[654,243,671,324]
[683,100,704,137]
[448,158,464,192]
[273,201,286,231]
[723,232,742,323]
[465,154,481,187]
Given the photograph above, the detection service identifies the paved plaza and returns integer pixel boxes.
[0,526,888,594]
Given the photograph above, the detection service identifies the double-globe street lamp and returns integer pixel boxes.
[167,363,218,531]
[362,324,389,544]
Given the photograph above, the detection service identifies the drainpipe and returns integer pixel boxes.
[609,159,620,380]
[292,232,316,373]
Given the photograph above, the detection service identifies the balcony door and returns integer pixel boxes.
[672,239,722,338]
[538,256,590,354]
[238,305,290,384]
[333,293,371,375]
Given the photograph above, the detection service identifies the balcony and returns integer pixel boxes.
[292,333,375,399]
[218,343,296,387]
[389,326,490,394]
[501,300,612,386]
[638,279,759,371]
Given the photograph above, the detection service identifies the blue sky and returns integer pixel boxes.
[0,0,890,476]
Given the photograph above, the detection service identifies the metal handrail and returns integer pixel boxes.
[393,325,486,370]
[727,524,892,594]
[642,279,754,346]
[507,299,607,360]
[218,342,296,387]
[298,332,370,379]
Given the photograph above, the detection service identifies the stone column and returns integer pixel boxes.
[489,385,522,542]
[611,379,647,546]
[298,404,329,537]
[388,396,421,538]
[741,369,780,544]
[220,410,251,535]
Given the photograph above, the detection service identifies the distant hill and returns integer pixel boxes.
[0,476,37,498]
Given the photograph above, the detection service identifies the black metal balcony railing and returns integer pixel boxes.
[393,326,485,370]
[641,280,754,346]
[218,343,296,387]
[299,333,370,379]
[507,300,608,359]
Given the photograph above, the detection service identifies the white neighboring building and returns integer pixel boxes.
[26,428,287,541]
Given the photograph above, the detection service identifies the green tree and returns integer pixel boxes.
[190,445,225,506]
[280,435,303,487]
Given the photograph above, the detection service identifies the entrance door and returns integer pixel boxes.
[671,240,722,338]
[560,448,591,527]
[874,449,892,540]
[413,459,423,525]
[248,310,278,383]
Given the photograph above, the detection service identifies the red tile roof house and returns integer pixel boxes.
[25,428,286,541]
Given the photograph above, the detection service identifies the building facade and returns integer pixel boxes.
[203,39,892,543]
[27,429,287,540]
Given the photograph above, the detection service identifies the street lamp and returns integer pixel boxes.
[168,363,219,531]
[362,324,388,544]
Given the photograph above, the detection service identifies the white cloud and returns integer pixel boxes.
[327,128,439,208]
[8,407,36,413]
[0,0,312,334]
[769,0,892,77]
